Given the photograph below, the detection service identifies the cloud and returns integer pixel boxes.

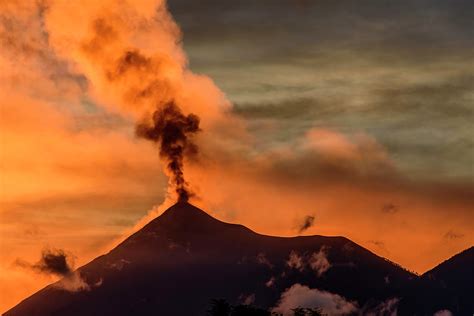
[365,298,399,316]
[286,248,331,277]
[265,277,276,288]
[444,230,464,240]
[272,284,358,316]
[256,252,272,268]
[381,203,399,214]
[42,0,243,202]
[54,271,91,292]
[309,247,331,277]
[368,240,389,255]
[287,251,305,272]
[108,259,131,271]
[239,293,255,305]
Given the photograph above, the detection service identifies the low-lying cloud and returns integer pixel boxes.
[272,283,358,316]
[365,298,399,316]
[287,251,305,272]
[286,248,331,277]
[309,247,331,277]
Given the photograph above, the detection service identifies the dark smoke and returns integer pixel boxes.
[298,215,315,233]
[33,248,73,277]
[444,230,464,239]
[381,203,398,214]
[136,101,200,202]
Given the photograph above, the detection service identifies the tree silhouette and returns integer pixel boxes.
[291,307,326,316]
[207,299,231,316]
[207,299,324,316]
[232,304,271,316]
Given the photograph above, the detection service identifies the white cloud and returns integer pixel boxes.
[287,251,304,272]
[256,252,273,268]
[240,293,255,305]
[108,259,131,271]
[265,276,276,288]
[309,246,331,277]
[287,248,331,276]
[272,284,358,316]
[365,298,399,316]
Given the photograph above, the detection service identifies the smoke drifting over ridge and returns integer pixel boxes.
[14,249,73,277]
[34,249,73,277]
[298,215,315,233]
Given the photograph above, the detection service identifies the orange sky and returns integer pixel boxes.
[0,0,472,312]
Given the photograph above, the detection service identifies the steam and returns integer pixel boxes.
[136,101,200,202]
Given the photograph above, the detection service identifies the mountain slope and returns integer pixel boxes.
[3,202,458,316]
[398,246,474,315]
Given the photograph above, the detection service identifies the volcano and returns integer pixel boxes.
[4,202,473,315]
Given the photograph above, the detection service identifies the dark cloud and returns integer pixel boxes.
[381,203,399,214]
[368,240,389,254]
[170,0,474,66]
[168,0,474,184]
[14,248,74,277]
[33,249,73,277]
[234,98,315,120]
[231,72,474,182]
[444,230,464,240]
[23,225,45,238]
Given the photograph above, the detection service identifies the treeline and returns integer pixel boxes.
[207,299,325,316]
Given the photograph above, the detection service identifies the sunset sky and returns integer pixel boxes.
[0,0,473,312]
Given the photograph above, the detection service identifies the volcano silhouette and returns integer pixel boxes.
[5,202,473,315]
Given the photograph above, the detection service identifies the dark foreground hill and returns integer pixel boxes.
[4,202,473,315]
[398,246,474,315]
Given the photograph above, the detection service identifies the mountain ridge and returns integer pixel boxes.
[4,202,472,316]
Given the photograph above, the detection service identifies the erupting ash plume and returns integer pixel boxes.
[136,101,200,202]
[37,0,230,203]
